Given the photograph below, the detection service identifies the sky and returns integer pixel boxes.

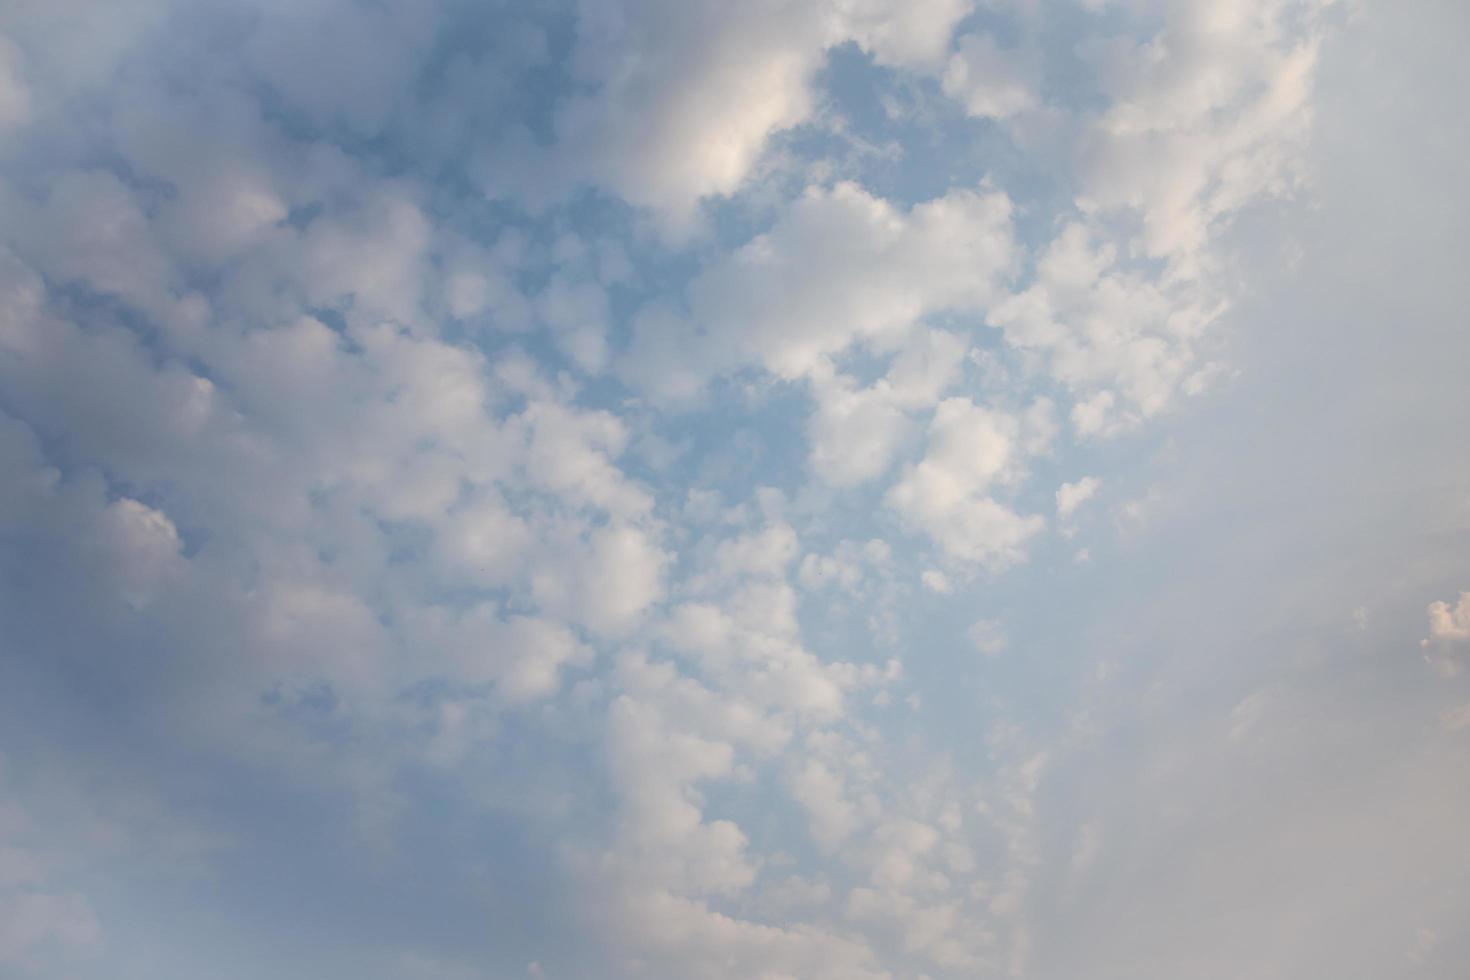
[0,1,1468,978]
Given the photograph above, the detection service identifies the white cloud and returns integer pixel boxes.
[788,757,863,849]
[807,329,969,487]
[97,498,183,610]
[622,182,1018,397]
[807,376,914,487]
[659,588,849,721]
[299,188,432,327]
[1426,592,1470,643]
[920,569,953,594]
[517,401,653,520]
[841,0,976,71]
[942,33,1037,120]
[1076,0,1334,260]
[433,493,532,588]
[707,523,800,583]
[551,0,830,228]
[408,606,590,704]
[884,328,969,407]
[886,398,1049,565]
[534,523,669,637]
[990,222,1216,436]
[543,0,975,227]
[1055,476,1100,518]
[4,2,1452,978]
[704,183,1016,381]
[798,539,888,593]
[5,170,183,326]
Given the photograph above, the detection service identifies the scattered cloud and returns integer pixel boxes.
[1426,592,1470,643]
[0,2,1462,978]
[1055,476,1100,519]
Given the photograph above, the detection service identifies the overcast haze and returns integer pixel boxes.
[1,1,1468,978]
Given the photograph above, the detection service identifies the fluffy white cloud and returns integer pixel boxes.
[1055,476,1100,518]
[990,222,1219,435]
[1424,592,1470,675]
[3,2,1444,978]
[788,756,864,849]
[534,523,669,637]
[942,33,1038,119]
[1076,0,1335,260]
[807,376,914,487]
[710,183,1014,380]
[840,0,976,71]
[799,538,890,593]
[407,606,590,704]
[577,512,909,976]
[920,569,953,594]
[886,398,1051,565]
[299,188,432,327]
[3,170,187,327]
[622,182,1016,403]
[96,498,184,610]
[545,0,975,226]
[1426,592,1470,643]
[807,329,969,487]
[553,1,828,228]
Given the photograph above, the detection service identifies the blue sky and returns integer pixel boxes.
[1,1,1468,978]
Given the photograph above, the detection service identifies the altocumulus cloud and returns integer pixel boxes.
[1,1,1469,978]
